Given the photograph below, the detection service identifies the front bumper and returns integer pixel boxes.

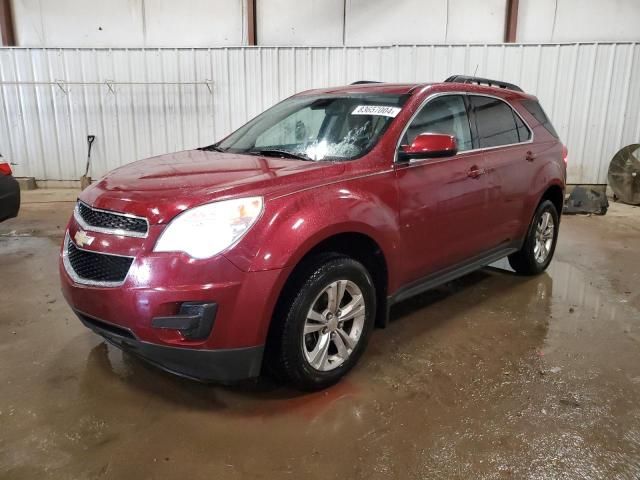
[60,211,292,382]
[76,310,263,383]
[60,224,288,349]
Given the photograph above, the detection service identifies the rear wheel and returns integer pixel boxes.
[272,256,376,391]
[508,200,559,275]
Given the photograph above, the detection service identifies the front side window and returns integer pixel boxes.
[470,96,529,148]
[402,95,473,152]
[216,93,409,161]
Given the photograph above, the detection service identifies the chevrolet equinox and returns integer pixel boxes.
[60,75,566,390]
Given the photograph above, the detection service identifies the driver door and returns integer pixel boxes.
[394,94,493,284]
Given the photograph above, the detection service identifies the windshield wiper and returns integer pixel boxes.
[199,144,226,152]
[249,148,312,161]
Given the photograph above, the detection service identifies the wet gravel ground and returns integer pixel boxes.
[1,190,640,479]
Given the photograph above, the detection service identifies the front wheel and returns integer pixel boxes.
[272,256,376,391]
[508,200,559,275]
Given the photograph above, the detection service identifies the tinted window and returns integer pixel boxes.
[471,96,522,148]
[403,95,473,152]
[521,99,559,138]
[513,111,532,142]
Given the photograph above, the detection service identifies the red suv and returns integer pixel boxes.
[60,76,565,390]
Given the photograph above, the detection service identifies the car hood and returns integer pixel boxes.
[80,149,346,224]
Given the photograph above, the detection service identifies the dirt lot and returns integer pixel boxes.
[1,190,640,479]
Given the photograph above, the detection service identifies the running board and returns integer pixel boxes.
[388,246,518,307]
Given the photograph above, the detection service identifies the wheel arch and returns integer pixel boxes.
[262,229,391,372]
[540,183,565,217]
[277,230,389,328]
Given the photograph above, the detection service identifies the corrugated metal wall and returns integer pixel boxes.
[1,43,639,184]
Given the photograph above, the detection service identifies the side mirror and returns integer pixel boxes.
[398,133,458,162]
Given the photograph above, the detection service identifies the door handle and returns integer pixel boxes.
[526,151,536,162]
[467,165,485,179]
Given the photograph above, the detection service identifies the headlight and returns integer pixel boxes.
[154,197,263,259]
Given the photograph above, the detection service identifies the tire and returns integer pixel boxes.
[508,200,559,275]
[271,255,376,391]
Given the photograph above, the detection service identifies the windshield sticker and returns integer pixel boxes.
[351,105,401,118]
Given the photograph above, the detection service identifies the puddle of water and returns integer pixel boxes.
[2,220,640,479]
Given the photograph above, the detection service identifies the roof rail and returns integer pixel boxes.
[444,75,523,92]
[350,80,383,85]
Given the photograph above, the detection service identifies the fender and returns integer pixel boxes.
[223,174,401,281]
[220,176,402,344]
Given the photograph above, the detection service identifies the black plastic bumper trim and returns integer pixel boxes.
[152,302,217,341]
[76,311,263,383]
[76,310,137,340]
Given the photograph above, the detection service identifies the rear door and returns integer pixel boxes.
[468,95,533,247]
[394,94,494,284]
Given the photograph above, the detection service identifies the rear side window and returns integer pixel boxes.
[513,112,531,143]
[470,96,529,148]
[521,99,559,138]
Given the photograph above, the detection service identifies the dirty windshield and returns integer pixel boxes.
[215,93,409,161]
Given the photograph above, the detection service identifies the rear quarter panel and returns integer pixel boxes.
[513,100,565,234]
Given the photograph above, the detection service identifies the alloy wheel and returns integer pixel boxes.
[302,280,366,371]
[534,211,555,263]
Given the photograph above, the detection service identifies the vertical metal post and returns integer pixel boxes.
[0,0,15,46]
[504,0,519,43]
[247,0,257,45]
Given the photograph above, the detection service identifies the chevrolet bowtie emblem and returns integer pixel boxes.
[74,229,95,247]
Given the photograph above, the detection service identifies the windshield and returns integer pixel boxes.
[214,93,409,161]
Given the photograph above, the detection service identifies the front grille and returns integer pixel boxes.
[76,201,148,235]
[66,237,133,284]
